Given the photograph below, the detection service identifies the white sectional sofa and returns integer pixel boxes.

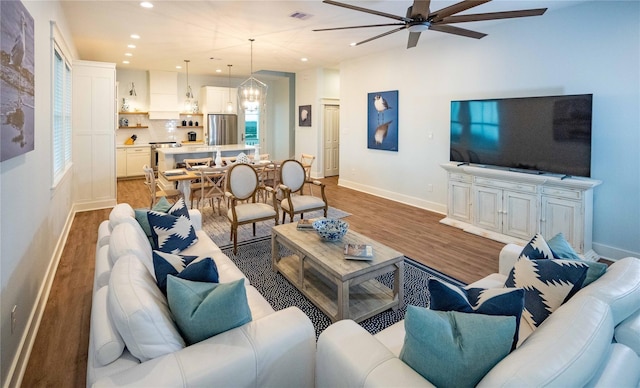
[317,243,640,387]
[87,203,316,387]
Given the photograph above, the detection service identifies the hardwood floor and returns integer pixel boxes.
[22,176,503,387]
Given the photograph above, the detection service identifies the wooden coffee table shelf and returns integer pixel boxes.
[271,223,404,323]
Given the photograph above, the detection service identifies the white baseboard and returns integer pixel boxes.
[592,242,640,262]
[4,209,77,388]
[337,178,447,215]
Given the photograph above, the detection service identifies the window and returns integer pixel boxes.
[52,43,72,186]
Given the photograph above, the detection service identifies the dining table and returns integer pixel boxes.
[161,161,281,209]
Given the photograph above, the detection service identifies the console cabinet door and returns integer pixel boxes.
[541,196,583,252]
[125,147,151,177]
[448,181,472,222]
[503,191,539,240]
[473,186,502,232]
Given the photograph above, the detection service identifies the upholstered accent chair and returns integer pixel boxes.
[143,164,182,208]
[279,159,328,223]
[225,163,278,254]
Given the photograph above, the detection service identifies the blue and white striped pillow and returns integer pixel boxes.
[148,198,198,254]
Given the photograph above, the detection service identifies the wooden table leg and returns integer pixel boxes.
[393,261,405,311]
[337,281,350,321]
[271,234,280,272]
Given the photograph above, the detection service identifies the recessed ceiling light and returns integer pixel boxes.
[124,53,133,57]
[350,42,357,47]
[176,65,182,69]
[140,1,153,8]
[215,69,222,73]
[301,58,308,62]
[130,34,140,39]
[127,44,136,49]
[122,60,130,64]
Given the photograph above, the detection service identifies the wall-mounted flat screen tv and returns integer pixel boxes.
[450,94,593,177]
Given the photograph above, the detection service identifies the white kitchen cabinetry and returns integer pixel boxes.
[117,146,150,177]
[72,60,116,210]
[200,86,237,114]
[116,148,127,178]
[441,163,601,254]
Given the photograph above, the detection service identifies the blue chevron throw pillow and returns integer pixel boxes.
[152,250,219,295]
[505,257,588,329]
[518,234,554,261]
[148,198,198,254]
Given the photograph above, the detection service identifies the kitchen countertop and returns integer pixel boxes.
[116,143,151,148]
[156,144,255,155]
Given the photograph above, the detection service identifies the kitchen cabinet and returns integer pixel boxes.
[117,146,151,177]
[200,86,237,114]
[440,163,601,254]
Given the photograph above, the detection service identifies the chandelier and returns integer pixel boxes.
[237,39,267,113]
[183,59,194,112]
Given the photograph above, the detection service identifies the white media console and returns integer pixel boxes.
[440,162,601,257]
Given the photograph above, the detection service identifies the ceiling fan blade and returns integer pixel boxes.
[355,26,407,46]
[407,31,422,48]
[322,0,410,22]
[428,24,487,39]
[439,8,547,24]
[314,23,405,32]
[430,0,491,23]
[410,0,431,18]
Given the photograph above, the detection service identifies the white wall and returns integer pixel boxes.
[337,1,639,259]
[0,1,78,386]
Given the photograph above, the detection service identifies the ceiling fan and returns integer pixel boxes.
[314,0,547,48]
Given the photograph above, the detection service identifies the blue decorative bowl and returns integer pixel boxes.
[313,219,349,242]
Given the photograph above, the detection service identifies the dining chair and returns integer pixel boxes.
[191,166,227,215]
[143,164,182,208]
[184,157,213,168]
[300,153,316,194]
[279,159,328,223]
[225,163,278,254]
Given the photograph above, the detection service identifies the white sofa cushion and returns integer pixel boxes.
[615,308,640,355]
[97,220,111,247]
[108,222,153,272]
[94,244,112,291]
[92,286,125,366]
[108,203,135,230]
[573,257,640,325]
[478,295,614,387]
[108,254,185,362]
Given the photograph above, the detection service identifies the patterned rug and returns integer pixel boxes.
[221,236,466,337]
[201,205,351,249]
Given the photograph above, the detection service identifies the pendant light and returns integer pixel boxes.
[237,39,267,113]
[183,59,194,113]
[226,64,234,112]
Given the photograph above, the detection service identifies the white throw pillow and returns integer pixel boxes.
[108,203,135,230]
[108,254,185,362]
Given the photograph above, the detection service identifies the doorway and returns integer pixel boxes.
[323,104,340,177]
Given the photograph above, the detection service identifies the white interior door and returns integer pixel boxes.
[323,105,340,177]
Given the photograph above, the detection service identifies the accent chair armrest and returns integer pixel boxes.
[316,320,433,388]
[93,307,315,387]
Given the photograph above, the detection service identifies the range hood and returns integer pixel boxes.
[148,70,179,120]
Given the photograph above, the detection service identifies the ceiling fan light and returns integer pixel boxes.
[408,22,430,33]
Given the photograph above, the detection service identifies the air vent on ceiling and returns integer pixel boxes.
[290,12,312,20]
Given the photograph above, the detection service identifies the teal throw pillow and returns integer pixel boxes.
[167,277,252,345]
[400,306,515,388]
[547,232,607,286]
[153,250,219,295]
[428,278,524,349]
[135,197,173,241]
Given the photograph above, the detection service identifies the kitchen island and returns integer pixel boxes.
[156,143,256,191]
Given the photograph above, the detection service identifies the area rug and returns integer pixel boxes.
[222,237,466,337]
[201,205,351,249]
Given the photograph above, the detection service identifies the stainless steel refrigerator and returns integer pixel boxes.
[206,114,238,145]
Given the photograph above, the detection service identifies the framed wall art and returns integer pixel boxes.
[367,90,398,152]
[299,105,311,127]
[1,0,35,162]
